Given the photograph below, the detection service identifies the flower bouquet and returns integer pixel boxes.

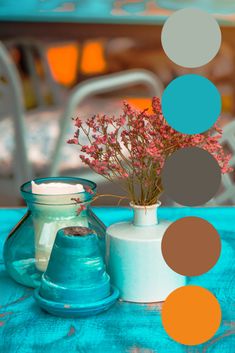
[69,97,231,302]
[69,97,231,206]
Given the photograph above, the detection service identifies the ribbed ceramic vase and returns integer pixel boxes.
[35,226,119,317]
[106,202,185,303]
[39,227,110,304]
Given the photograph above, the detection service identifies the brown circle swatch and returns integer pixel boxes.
[161,217,221,276]
[161,147,221,206]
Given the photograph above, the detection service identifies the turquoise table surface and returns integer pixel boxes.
[0,207,235,353]
[1,0,167,24]
[0,0,199,24]
[0,0,234,25]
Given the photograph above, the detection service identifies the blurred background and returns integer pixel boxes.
[0,0,235,206]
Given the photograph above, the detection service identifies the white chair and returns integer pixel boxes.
[0,41,164,204]
[0,42,32,201]
[49,69,164,176]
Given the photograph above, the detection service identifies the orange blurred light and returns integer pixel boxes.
[126,97,152,112]
[81,40,106,75]
[47,44,79,86]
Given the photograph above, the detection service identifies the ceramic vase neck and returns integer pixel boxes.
[130,202,160,226]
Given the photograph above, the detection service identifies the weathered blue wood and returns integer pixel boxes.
[0,207,235,353]
[157,0,235,14]
[0,0,234,26]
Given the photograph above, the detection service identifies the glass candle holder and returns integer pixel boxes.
[3,177,106,288]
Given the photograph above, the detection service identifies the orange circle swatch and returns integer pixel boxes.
[162,286,221,346]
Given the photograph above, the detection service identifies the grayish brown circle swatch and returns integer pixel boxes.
[161,147,221,206]
[161,217,221,276]
[161,8,221,68]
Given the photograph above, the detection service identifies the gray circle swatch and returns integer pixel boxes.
[161,8,222,68]
[161,147,221,206]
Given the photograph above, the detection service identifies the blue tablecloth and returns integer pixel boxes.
[0,207,235,353]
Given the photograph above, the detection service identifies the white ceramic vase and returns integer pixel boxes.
[106,202,185,303]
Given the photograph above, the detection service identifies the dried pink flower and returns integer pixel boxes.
[69,97,232,205]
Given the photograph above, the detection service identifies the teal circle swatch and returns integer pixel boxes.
[162,74,221,135]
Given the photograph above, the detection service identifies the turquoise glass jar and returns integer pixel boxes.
[3,177,106,288]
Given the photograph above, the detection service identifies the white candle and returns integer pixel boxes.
[31,181,87,272]
[31,181,84,194]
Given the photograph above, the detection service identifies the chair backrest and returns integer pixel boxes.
[0,42,32,183]
[49,68,164,176]
[0,43,24,119]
